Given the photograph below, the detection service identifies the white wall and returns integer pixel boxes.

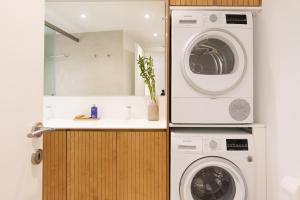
[145,49,166,96]
[123,31,136,95]
[254,0,300,199]
[0,0,44,199]
[52,30,135,96]
[44,28,56,96]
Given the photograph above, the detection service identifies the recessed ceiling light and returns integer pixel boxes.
[80,14,87,19]
[144,14,151,19]
[153,33,158,37]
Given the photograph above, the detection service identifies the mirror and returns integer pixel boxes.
[44,0,166,96]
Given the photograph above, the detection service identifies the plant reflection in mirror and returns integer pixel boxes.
[137,56,157,103]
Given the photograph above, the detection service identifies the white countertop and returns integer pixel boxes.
[44,119,167,130]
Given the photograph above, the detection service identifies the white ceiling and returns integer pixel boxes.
[45,1,165,49]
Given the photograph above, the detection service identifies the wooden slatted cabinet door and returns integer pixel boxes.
[169,0,212,5]
[43,130,67,200]
[117,130,167,200]
[253,0,261,6]
[66,130,117,200]
[169,0,261,6]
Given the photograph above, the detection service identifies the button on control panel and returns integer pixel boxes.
[209,140,218,150]
[204,138,225,152]
[209,14,218,23]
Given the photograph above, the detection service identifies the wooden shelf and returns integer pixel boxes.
[169,0,262,7]
[169,6,263,16]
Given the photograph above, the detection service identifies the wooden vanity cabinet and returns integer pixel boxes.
[43,130,67,200]
[66,130,117,200]
[169,0,261,6]
[42,130,167,200]
[117,131,167,200]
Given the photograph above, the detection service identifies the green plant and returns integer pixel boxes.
[137,55,156,103]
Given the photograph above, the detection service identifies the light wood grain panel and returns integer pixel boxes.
[196,0,205,5]
[66,130,72,200]
[186,0,192,5]
[117,131,167,200]
[169,0,261,6]
[221,0,228,6]
[248,0,254,6]
[232,0,238,6]
[43,131,67,200]
[216,0,222,6]
[169,0,176,5]
[207,0,214,6]
[238,0,244,6]
[253,0,261,6]
[227,0,233,6]
[67,130,117,200]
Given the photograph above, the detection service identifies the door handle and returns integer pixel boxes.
[27,122,55,138]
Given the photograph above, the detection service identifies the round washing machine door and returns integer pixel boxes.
[180,157,247,200]
[182,29,247,95]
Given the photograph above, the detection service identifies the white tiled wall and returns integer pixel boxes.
[44,96,166,120]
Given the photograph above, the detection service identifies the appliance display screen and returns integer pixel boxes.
[226,14,247,24]
[226,139,248,151]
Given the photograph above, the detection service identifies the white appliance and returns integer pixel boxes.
[171,128,255,200]
[171,10,253,124]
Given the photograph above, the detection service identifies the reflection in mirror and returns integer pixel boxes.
[44,0,165,96]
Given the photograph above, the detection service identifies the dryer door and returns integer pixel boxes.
[180,157,247,200]
[182,30,246,95]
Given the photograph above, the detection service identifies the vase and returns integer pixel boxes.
[148,101,159,121]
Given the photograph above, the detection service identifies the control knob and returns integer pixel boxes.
[209,140,218,150]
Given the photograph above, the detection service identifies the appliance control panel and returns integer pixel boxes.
[226,14,248,24]
[203,138,249,152]
[203,12,251,27]
[172,10,253,28]
[226,139,249,151]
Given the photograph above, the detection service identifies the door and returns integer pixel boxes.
[43,131,67,200]
[182,30,246,95]
[180,157,246,200]
[66,130,117,200]
[0,0,44,200]
[117,130,167,200]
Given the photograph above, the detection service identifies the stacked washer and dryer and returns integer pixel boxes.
[170,10,256,200]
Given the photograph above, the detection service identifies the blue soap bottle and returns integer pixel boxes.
[91,104,98,119]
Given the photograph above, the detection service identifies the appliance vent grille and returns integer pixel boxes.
[229,99,251,121]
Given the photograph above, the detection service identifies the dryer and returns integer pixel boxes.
[171,128,255,200]
[171,10,253,124]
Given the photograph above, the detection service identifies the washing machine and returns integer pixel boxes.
[171,10,253,124]
[171,128,255,200]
